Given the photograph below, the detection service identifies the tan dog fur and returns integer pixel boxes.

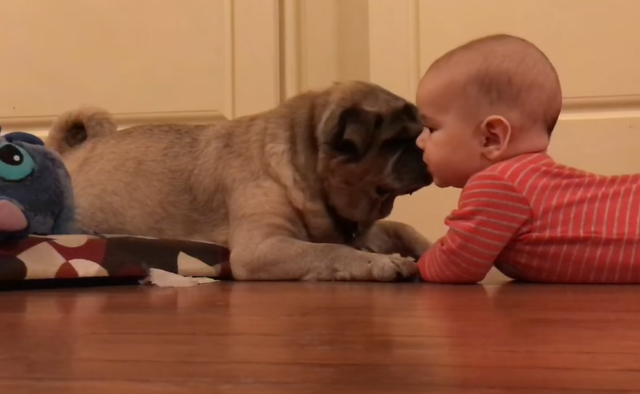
[46,81,433,281]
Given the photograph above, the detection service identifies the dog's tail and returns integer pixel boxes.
[46,106,116,155]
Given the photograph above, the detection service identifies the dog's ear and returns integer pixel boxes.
[331,106,382,160]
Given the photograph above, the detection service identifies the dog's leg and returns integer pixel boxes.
[227,194,417,282]
[230,236,418,281]
[352,220,432,260]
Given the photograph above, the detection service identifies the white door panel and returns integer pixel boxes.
[0,0,281,134]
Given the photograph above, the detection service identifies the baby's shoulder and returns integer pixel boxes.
[469,153,550,183]
[464,153,556,200]
[488,152,552,175]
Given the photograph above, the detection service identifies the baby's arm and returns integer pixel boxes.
[418,172,531,284]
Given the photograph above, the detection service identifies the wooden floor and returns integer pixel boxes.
[1,270,640,393]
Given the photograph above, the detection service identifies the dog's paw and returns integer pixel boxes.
[370,253,418,282]
[391,223,432,259]
[405,237,432,260]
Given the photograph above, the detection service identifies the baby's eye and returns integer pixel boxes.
[0,143,35,182]
[423,125,435,133]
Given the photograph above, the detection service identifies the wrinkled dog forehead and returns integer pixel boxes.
[328,81,411,108]
[318,84,425,166]
[324,81,423,133]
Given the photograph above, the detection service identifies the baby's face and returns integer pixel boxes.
[415,75,487,188]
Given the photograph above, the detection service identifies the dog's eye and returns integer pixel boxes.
[375,186,392,198]
[373,114,384,130]
[382,138,409,151]
[0,143,35,182]
[333,139,359,157]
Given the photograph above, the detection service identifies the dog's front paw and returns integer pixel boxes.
[370,253,418,282]
[405,236,432,260]
[390,223,432,259]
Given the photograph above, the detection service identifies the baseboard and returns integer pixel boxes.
[0,110,228,139]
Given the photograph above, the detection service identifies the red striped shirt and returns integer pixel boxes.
[418,152,640,284]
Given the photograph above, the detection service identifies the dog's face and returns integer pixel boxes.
[316,81,433,227]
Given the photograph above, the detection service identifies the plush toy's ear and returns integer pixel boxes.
[3,131,45,146]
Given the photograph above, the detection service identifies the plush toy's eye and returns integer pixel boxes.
[0,142,34,181]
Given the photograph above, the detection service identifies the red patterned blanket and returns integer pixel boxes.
[0,234,231,282]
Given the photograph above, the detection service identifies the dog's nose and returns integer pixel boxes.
[417,159,433,186]
[422,169,433,186]
[0,200,27,232]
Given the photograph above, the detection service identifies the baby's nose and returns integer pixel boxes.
[415,131,427,150]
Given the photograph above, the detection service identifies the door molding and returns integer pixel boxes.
[230,0,282,118]
[2,110,227,139]
[367,0,420,101]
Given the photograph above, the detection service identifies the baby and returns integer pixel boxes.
[415,33,640,284]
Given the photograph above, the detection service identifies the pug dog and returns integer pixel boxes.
[46,81,433,281]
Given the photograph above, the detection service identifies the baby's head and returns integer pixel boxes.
[415,34,562,188]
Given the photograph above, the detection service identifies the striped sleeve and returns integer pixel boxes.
[418,172,532,284]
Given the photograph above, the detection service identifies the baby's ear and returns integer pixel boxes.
[480,115,511,160]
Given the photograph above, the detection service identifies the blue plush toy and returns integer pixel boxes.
[0,126,76,242]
